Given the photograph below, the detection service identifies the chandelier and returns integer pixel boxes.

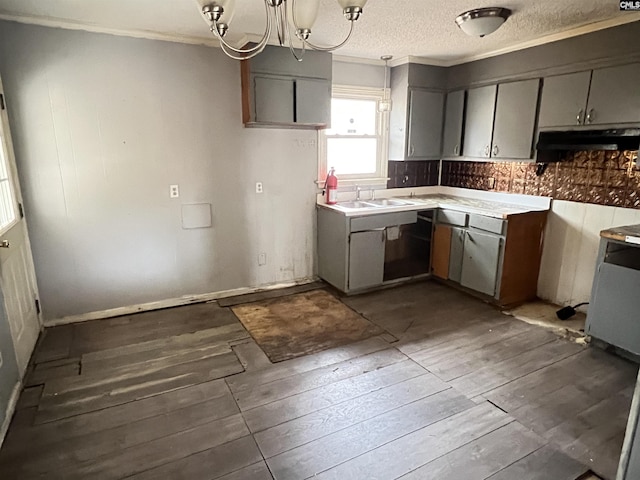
[200,0,368,61]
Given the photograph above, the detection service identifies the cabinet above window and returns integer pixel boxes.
[240,46,332,129]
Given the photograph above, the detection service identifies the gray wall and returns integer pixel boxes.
[0,21,318,321]
[448,21,640,89]
[332,60,385,88]
[0,287,19,436]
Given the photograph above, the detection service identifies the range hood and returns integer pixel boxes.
[536,128,640,153]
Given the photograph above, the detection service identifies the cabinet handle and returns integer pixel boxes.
[576,109,584,125]
[484,145,490,157]
[409,144,415,157]
[586,109,594,124]
[492,145,499,156]
[454,145,459,155]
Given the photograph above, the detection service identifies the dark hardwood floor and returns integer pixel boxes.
[0,281,636,479]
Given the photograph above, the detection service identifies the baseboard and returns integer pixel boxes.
[0,381,22,449]
[44,277,318,327]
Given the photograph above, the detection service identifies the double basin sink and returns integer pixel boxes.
[335,198,415,210]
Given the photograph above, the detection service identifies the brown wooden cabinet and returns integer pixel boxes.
[432,209,548,307]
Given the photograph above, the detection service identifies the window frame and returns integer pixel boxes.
[318,85,390,187]
[0,98,19,236]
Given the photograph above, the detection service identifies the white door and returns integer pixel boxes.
[0,78,41,375]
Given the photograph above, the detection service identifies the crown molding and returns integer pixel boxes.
[0,13,221,47]
[0,12,638,67]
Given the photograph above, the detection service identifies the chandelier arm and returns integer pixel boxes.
[274,2,287,46]
[283,4,305,62]
[219,40,270,60]
[209,0,273,55]
[300,20,355,52]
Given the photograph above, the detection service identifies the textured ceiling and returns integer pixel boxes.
[0,0,638,64]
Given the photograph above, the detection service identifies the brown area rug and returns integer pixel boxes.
[231,289,384,362]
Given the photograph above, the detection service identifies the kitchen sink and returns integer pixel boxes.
[335,201,379,209]
[363,199,411,207]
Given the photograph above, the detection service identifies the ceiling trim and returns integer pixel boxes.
[389,15,640,68]
[0,13,221,47]
[0,12,638,67]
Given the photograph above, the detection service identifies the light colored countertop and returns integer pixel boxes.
[318,194,549,219]
[601,224,640,245]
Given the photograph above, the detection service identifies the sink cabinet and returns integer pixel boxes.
[432,209,547,306]
[317,206,421,293]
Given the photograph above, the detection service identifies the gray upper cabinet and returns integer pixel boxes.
[254,76,295,124]
[587,63,640,125]
[442,90,465,157]
[407,89,445,159]
[295,78,332,125]
[464,85,497,158]
[241,46,331,128]
[538,63,640,127]
[538,71,592,127]
[492,79,540,159]
[388,63,447,161]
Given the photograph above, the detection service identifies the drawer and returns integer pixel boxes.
[436,209,468,227]
[350,211,417,232]
[469,214,506,235]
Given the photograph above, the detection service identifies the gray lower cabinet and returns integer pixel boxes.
[464,85,497,158]
[460,230,502,297]
[407,89,445,159]
[538,70,592,127]
[442,90,465,157]
[491,79,540,159]
[348,230,385,290]
[448,226,465,283]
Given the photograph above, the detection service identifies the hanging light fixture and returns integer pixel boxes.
[455,7,511,37]
[199,0,368,61]
[378,55,393,112]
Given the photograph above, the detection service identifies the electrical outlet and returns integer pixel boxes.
[258,252,267,266]
[170,184,180,198]
[487,177,496,189]
[256,182,263,194]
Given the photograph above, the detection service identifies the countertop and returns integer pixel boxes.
[318,194,549,219]
[600,224,640,245]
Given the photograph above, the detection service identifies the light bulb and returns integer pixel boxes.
[218,0,236,25]
[290,0,320,30]
[337,0,367,9]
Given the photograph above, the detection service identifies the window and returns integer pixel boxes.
[319,85,389,186]
[0,116,17,233]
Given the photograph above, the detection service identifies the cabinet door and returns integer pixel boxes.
[448,226,465,283]
[461,230,502,296]
[463,85,497,158]
[295,78,331,125]
[254,76,294,123]
[492,79,540,160]
[407,89,444,159]
[348,230,385,291]
[587,63,640,125]
[442,90,465,157]
[431,225,452,279]
[538,71,591,127]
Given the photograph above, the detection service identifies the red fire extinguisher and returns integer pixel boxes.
[325,167,338,205]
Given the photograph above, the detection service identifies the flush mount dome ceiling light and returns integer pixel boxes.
[455,7,511,37]
[198,0,368,61]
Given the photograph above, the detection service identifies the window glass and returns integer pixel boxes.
[326,98,377,136]
[326,138,377,175]
[0,130,16,232]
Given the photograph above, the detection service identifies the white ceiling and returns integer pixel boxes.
[0,0,638,65]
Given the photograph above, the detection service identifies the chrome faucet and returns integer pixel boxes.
[355,185,361,201]
[370,188,376,200]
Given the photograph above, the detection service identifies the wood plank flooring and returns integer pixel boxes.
[0,281,636,480]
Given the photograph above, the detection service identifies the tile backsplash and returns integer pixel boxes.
[387,160,440,189]
[441,150,640,209]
